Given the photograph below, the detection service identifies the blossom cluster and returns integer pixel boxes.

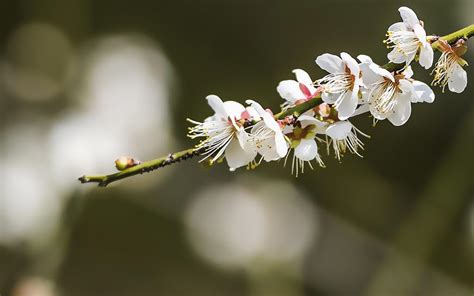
[188,7,469,175]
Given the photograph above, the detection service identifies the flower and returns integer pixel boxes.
[315,52,362,120]
[325,121,369,161]
[246,100,288,162]
[431,39,468,93]
[385,6,433,69]
[283,114,325,176]
[188,95,257,171]
[277,69,320,105]
[358,55,434,126]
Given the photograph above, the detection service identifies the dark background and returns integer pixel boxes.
[0,0,473,295]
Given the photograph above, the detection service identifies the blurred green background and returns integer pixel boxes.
[0,0,473,295]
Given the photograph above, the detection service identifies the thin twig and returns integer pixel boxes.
[78,148,202,187]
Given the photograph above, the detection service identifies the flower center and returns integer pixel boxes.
[431,50,462,92]
[187,117,239,164]
[286,124,316,148]
[318,71,355,94]
[369,78,401,116]
[385,30,420,58]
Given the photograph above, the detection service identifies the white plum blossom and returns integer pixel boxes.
[179,7,470,177]
[246,100,288,162]
[75,5,474,187]
[277,69,320,106]
[385,6,433,69]
[431,39,468,93]
[188,95,257,171]
[325,121,369,161]
[358,55,434,126]
[315,52,363,120]
[283,114,325,176]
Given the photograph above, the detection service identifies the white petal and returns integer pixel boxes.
[388,22,409,32]
[314,123,328,134]
[413,24,427,45]
[388,94,412,126]
[388,48,408,64]
[357,54,374,64]
[360,61,390,85]
[223,101,246,119]
[448,63,468,93]
[206,95,226,115]
[398,79,414,95]
[301,110,316,117]
[315,53,344,74]
[297,114,317,122]
[353,75,362,93]
[264,116,281,133]
[293,69,317,94]
[225,138,256,170]
[326,121,352,140]
[246,99,265,114]
[353,104,370,116]
[275,133,288,158]
[399,6,420,28]
[293,69,312,86]
[298,114,319,125]
[405,49,418,65]
[369,104,387,120]
[237,129,253,151]
[337,90,358,120]
[295,139,318,161]
[246,100,281,132]
[245,106,260,119]
[360,64,379,85]
[277,80,304,102]
[411,80,435,103]
[258,138,282,162]
[341,52,360,75]
[298,115,323,129]
[369,63,394,81]
[322,91,340,104]
[419,43,434,69]
[360,88,370,103]
[402,66,414,79]
[298,113,326,131]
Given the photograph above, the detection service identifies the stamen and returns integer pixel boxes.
[187,117,241,164]
[369,79,399,117]
[317,73,354,94]
[284,142,324,177]
[327,126,369,161]
[431,50,460,92]
[385,30,421,61]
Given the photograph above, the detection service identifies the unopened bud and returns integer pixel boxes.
[115,156,141,171]
[314,103,331,117]
[427,35,439,43]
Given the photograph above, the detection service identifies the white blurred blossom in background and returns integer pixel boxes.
[184,177,319,273]
[0,28,177,247]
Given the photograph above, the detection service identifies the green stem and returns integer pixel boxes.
[79,24,474,187]
[78,148,201,187]
[274,96,323,119]
[437,23,474,43]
